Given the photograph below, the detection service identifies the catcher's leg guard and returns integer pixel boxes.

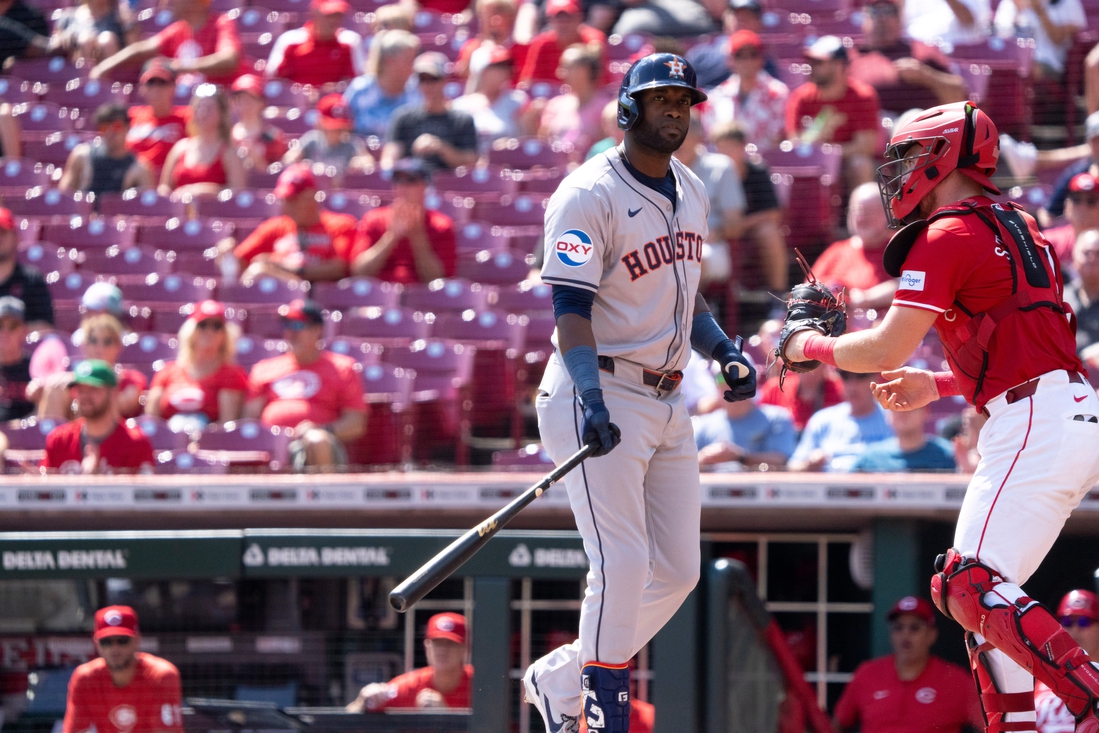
[581,663,630,732]
[966,632,1037,732]
[932,549,1099,726]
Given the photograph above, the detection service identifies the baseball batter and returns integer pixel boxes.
[525,53,756,733]
[778,101,1099,733]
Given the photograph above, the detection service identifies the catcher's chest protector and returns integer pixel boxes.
[931,201,1073,404]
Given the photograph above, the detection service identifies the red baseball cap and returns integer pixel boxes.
[140,60,175,85]
[316,93,353,131]
[425,612,467,644]
[94,605,139,639]
[231,74,264,98]
[546,0,581,15]
[274,163,317,200]
[729,29,763,54]
[887,596,936,625]
[1058,590,1099,621]
[0,207,13,232]
[486,45,513,66]
[188,299,226,323]
[1069,173,1098,194]
[280,298,324,324]
[311,0,349,13]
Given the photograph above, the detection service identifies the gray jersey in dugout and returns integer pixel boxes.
[540,147,710,373]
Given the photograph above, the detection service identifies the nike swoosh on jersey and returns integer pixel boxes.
[1075,395,1088,403]
[628,207,642,217]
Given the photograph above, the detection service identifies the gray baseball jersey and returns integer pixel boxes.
[540,148,710,372]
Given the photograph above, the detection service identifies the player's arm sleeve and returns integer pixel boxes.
[832,665,864,731]
[62,669,90,733]
[158,666,185,732]
[540,185,607,292]
[890,223,978,314]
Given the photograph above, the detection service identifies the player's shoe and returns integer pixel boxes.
[523,666,579,733]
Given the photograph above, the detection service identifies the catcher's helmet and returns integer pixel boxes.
[876,101,1000,228]
[617,53,707,131]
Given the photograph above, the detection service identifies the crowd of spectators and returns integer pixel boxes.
[0,0,1096,473]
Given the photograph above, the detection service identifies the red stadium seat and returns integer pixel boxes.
[492,443,553,469]
[454,220,509,253]
[759,141,843,252]
[23,132,95,169]
[242,0,308,18]
[11,102,76,140]
[120,332,179,365]
[311,277,401,311]
[133,6,175,37]
[171,247,221,277]
[218,275,308,305]
[136,218,233,250]
[340,169,392,192]
[79,245,171,277]
[402,277,488,313]
[44,218,134,251]
[470,194,549,228]
[19,242,75,275]
[233,334,288,367]
[517,167,566,194]
[255,77,310,109]
[334,306,430,345]
[456,249,532,285]
[605,33,653,60]
[195,419,292,471]
[346,362,417,466]
[323,336,384,365]
[2,417,63,466]
[433,165,516,199]
[951,37,1035,138]
[154,450,229,474]
[6,57,88,88]
[193,189,280,223]
[46,270,95,305]
[229,7,287,42]
[43,78,130,115]
[6,189,94,222]
[263,108,315,136]
[98,190,187,223]
[150,301,247,334]
[126,415,192,452]
[488,137,572,170]
[0,159,51,195]
[491,281,553,314]
[412,9,463,36]
[320,190,378,219]
[0,77,37,105]
[425,192,474,223]
[117,273,214,303]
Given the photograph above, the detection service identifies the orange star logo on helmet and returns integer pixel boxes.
[665,58,685,78]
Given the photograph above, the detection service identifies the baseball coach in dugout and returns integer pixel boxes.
[525,53,756,733]
[777,100,1099,733]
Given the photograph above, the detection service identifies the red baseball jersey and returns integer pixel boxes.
[62,653,183,733]
[154,12,246,86]
[833,655,981,733]
[267,23,363,86]
[42,418,155,473]
[759,371,845,431]
[150,361,248,422]
[127,106,190,176]
[517,27,606,86]
[785,79,880,144]
[1036,681,1075,733]
[891,196,1082,409]
[247,351,365,428]
[349,207,457,285]
[367,665,473,710]
[811,238,892,292]
[234,212,358,270]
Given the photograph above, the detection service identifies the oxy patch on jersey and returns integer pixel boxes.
[554,229,595,267]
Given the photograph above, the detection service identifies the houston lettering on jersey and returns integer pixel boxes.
[620,231,703,281]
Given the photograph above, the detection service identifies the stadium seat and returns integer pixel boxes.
[759,141,843,251]
[234,334,288,367]
[320,190,378,219]
[117,273,214,303]
[120,332,178,368]
[195,419,292,471]
[43,78,129,115]
[340,169,392,192]
[98,190,187,223]
[255,77,310,110]
[20,242,75,275]
[488,138,572,170]
[324,336,383,365]
[7,189,94,222]
[311,277,401,311]
[425,191,474,223]
[193,189,280,223]
[23,132,95,169]
[151,302,247,334]
[154,450,228,474]
[470,195,549,229]
[79,245,171,277]
[0,77,36,104]
[133,6,175,37]
[345,362,416,466]
[491,281,553,314]
[46,270,94,306]
[454,220,509,253]
[126,415,191,452]
[244,308,301,338]
[335,306,430,345]
[950,37,1035,138]
[433,165,516,199]
[6,57,87,88]
[0,158,51,195]
[605,33,653,60]
[516,167,567,194]
[242,0,308,17]
[401,278,488,313]
[264,107,316,136]
[218,275,308,305]
[2,417,63,466]
[136,218,232,251]
[11,102,76,140]
[230,7,287,43]
[491,442,553,469]
[170,247,221,277]
[456,249,531,285]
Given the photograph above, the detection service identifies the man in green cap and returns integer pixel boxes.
[41,360,154,474]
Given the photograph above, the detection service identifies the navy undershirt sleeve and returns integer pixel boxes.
[552,284,595,320]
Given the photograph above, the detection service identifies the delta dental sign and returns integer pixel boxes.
[242,542,392,569]
[3,549,127,571]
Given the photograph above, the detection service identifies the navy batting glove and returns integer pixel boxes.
[580,392,621,457]
[713,339,756,402]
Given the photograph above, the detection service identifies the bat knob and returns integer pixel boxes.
[728,362,749,379]
[389,591,409,613]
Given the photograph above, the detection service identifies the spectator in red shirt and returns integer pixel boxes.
[266,0,365,87]
[159,83,246,197]
[811,182,898,312]
[349,157,457,284]
[90,0,245,85]
[1036,591,1099,733]
[127,61,190,180]
[348,613,473,711]
[786,35,881,186]
[229,74,289,171]
[225,163,355,283]
[145,300,248,432]
[63,606,182,733]
[454,0,528,86]
[517,0,605,88]
[244,299,366,470]
[759,366,845,433]
[41,360,155,474]
[834,596,981,733]
[1044,173,1099,269]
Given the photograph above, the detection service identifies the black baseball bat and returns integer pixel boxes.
[389,441,598,612]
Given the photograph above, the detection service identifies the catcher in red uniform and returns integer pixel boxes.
[778,100,1099,733]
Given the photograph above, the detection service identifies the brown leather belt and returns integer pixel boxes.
[983,371,1086,416]
[598,355,682,391]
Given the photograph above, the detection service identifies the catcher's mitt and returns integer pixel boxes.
[774,251,846,386]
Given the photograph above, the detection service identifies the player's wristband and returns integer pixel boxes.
[691,311,730,357]
[802,335,837,366]
[562,345,602,396]
[933,371,959,397]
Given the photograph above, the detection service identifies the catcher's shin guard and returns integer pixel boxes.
[931,549,1099,724]
[965,632,1036,732]
[581,663,630,732]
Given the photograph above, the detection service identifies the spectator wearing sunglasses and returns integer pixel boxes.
[145,300,247,433]
[1035,590,1099,733]
[834,596,981,733]
[159,83,246,198]
[60,103,154,195]
[127,61,190,181]
[703,30,788,151]
[244,299,366,471]
[379,52,478,172]
[63,606,182,733]
[1043,173,1099,270]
